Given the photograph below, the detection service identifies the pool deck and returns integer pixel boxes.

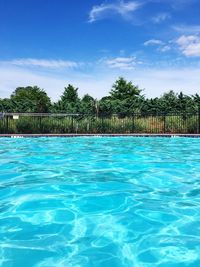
[0,133,200,138]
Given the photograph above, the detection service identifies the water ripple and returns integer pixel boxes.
[0,137,200,267]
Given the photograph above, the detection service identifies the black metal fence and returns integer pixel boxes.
[0,112,200,134]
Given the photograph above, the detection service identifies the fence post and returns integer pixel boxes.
[101,116,104,134]
[163,113,166,133]
[6,115,8,134]
[132,112,135,133]
[198,105,200,134]
[71,116,74,133]
[39,116,42,133]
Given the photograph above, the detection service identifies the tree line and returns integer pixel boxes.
[0,77,199,116]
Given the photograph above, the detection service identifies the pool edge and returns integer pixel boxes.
[0,133,200,138]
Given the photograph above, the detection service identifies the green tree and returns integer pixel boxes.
[0,98,14,112]
[159,90,178,113]
[176,92,195,113]
[110,77,141,99]
[61,84,79,103]
[193,94,200,111]
[99,96,114,116]
[141,98,162,114]
[10,86,51,112]
[80,94,96,114]
[109,77,143,115]
[0,80,199,116]
[54,84,80,113]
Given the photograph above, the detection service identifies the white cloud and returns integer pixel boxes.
[3,58,80,69]
[1,64,200,100]
[173,24,200,34]
[176,35,200,57]
[152,13,171,23]
[0,66,109,100]
[159,45,171,52]
[144,39,171,53]
[136,67,200,97]
[105,57,138,70]
[144,39,164,46]
[88,1,142,23]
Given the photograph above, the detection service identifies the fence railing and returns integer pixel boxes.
[0,112,200,134]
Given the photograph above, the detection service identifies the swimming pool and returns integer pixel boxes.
[0,137,200,267]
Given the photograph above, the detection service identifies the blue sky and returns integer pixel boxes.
[0,0,200,100]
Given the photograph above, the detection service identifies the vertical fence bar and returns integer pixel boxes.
[39,116,42,133]
[6,115,8,134]
[198,105,200,134]
[163,113,166,133]
[71,116,73,133]
[132,112,135,133]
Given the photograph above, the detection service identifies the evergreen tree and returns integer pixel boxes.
[80,94,96,114]
[54,84,80,113]
[109,77,143,116]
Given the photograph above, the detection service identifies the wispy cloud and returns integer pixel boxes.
[1,58,81,69]
[176,35,200,57]
[105,57,138,70]
[173,24,200,34]
[159,45,171,52]
[144,39,164,46]
[152,12,171,24]
[148,0,198,9]
[144,39,171,53]
[88,1,142,23]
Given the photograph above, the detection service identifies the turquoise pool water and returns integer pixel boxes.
[0,137,200,267]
